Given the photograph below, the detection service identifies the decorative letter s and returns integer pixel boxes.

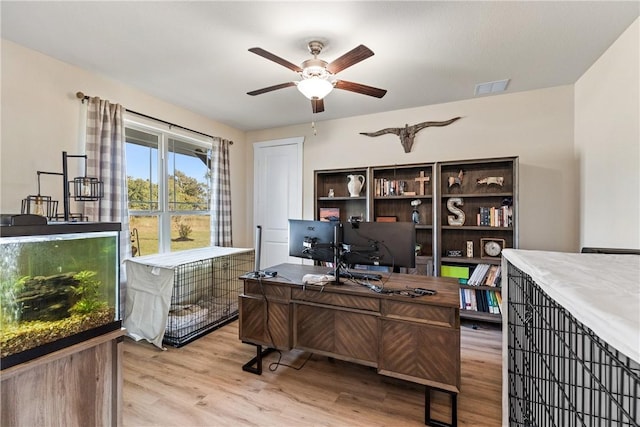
[447,197,465,226]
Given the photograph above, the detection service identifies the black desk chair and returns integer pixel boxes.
[581,247,640,255]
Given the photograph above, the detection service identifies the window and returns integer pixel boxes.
[125,122,212,256]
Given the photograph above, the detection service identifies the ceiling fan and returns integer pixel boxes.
[247,41,387,113]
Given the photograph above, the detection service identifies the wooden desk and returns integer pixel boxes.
[239,263,460,426]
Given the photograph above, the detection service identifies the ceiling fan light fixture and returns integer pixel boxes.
[297,77,334,100]
[248,42,386,112]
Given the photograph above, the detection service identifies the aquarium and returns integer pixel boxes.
[0,222,120,369]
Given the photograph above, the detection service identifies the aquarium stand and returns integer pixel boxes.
[1,328,124,426]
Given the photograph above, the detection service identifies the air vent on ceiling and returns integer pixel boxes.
[475,79,510,96]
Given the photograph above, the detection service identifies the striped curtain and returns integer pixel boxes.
[84,97,132,261]
[210,137,233,246]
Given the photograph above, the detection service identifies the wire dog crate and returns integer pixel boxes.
[163,250,255,347]
[507,262,640,426]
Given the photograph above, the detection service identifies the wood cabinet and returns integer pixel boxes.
[314,156,518,324]
[1,329,124,427]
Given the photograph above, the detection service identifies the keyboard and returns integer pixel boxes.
[335,270,382,281]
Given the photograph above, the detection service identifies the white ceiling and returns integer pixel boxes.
[2,1,638,132]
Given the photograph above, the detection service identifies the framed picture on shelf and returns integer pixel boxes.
[376,216,397,222]
[319,207,340,222]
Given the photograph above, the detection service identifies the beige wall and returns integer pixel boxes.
[248,85,579,252]
[0,39,252,247]
[4,14,637,253]
[575,18,639,250]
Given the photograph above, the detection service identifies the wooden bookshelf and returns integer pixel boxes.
[314,156,518,324]
[436,157,518,323]
[314,167,370,223]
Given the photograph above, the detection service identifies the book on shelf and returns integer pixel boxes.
[374,178,409,197]
[484,291,498,314]
[465,288,475,311]
[475,289,486,313]
[494,290,502,314]
[466,263,502,287]
[484,265,500,286]
[468,264,490,286]
[491,290,502,314]
[492,266,502,286]
[459,289,502,314]
[476,206,512,227]
[486,290,500,314]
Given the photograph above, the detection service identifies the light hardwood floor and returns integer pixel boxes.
[123,321,502,426]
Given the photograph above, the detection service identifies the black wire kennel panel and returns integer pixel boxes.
[163,250,254,347]
[507,262,640,427]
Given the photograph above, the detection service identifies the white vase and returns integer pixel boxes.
[347,174,365,197]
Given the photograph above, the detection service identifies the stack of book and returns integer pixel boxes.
[374,178,408,196]
[460,288,502,314]
[467,264,501,286]
[458,263,502,315]
[477,206,512,227]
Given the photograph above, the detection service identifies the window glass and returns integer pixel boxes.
[128,214,158,257]
[126,132,159,211]
[170,214,211,252]
[125,126,211,256]
[167,138,210,212]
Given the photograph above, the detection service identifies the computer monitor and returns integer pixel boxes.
[288,219,338,263]
[342,221,416,269]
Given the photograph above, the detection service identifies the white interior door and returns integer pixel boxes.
[253,137,304,269]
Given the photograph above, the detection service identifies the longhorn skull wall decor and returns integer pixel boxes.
[359,116,461,153]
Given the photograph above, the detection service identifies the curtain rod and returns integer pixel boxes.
[75,91,232,144]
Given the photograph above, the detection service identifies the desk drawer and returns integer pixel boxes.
[382,300,457,328]
[292,289,379,312]
[244,281,290,300]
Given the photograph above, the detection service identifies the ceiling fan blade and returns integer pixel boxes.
[247,82,296,96]
[335,80,387,98]
[248,47,303,73]
[326,45,374,74]
[311,98,325,114]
